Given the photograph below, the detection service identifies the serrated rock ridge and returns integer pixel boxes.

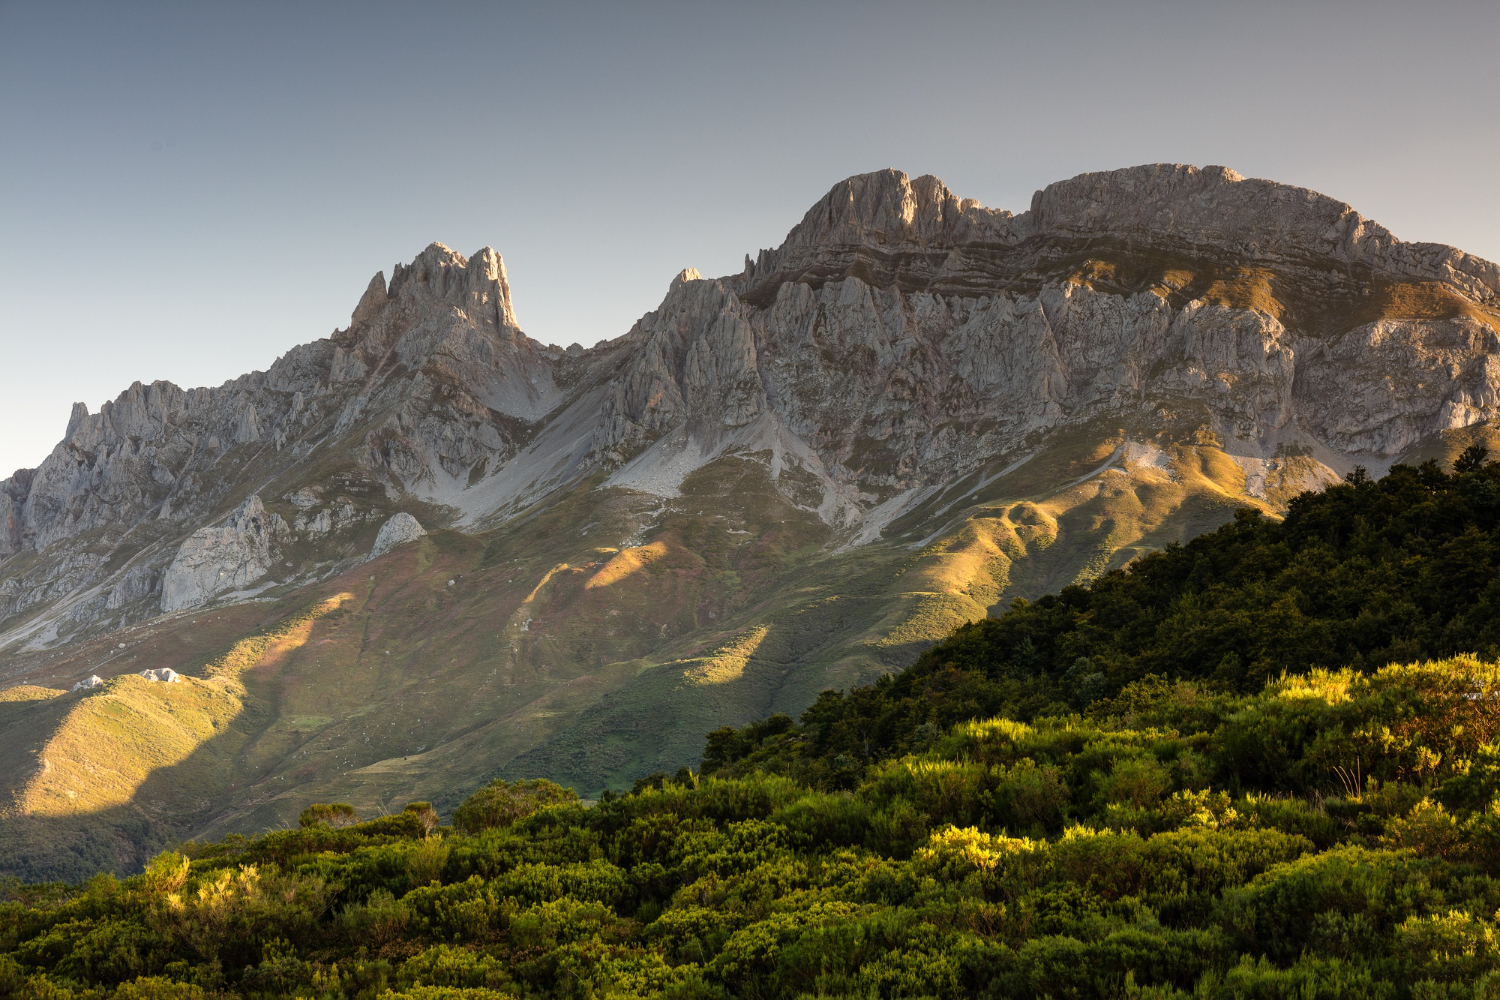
[1,164,1497,653]
[746,165,1499,303]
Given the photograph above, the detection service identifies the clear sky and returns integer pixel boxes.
[2,1,1497,477]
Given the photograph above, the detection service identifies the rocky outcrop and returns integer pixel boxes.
[71,675,102,691]
[1026,165,1500,300]
[160,496,289,612]
[138,668,180,683]
[369,513,426,559]
[0,241,566,642]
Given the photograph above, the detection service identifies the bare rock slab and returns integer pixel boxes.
[369,512,426,559]
[160,495,288,612]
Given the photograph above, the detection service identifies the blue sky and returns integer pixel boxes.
[2,0,1497,475]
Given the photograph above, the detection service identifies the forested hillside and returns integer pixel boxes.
[6,452,1500,999]
[704,447,1500,790]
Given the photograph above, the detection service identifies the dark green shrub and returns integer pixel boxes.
[451,780,576,834]
[298,802,357,829]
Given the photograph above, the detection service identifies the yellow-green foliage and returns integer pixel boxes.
[1218,656,1500,792]
[10,660,1500,998]
[450,779,577,834]
[14,674,242,818]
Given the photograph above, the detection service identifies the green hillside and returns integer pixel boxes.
[2,427,1307,883]
[5,452,1500,997]
[703,446,1500,790]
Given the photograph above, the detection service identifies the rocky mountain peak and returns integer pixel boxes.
[383,242,519,332]
[670,268,704,290]
[1025,164,1500,299]
[782,168,988,251]
[350,271,388,326]
[735,165,1500,309]
[1,163,1496,665]
[1028,162,1383,257]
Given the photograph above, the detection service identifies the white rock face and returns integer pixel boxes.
[296,509,334,535]
[106,562,158,610]
[369,513,426,559]
[160,496,289,612]
[0,241,544,636]
[138,668,181,683]
[71,675,103,691]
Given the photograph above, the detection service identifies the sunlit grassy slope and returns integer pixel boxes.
[1,419,1496,882]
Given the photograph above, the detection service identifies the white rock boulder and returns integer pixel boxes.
[71,675,104,691]
[161,495,289,612]
[369,512,426,559]
[139,668,181,683]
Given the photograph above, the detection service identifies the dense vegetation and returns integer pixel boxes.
[6,451,1500,999]
[704,448,1500,789]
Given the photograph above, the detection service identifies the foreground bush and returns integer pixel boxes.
[450,779,577,834]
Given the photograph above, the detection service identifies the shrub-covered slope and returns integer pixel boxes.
[7,656,1500,998]
[703,449,1500,790]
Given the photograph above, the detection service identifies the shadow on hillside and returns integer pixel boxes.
[0,676,281,884]
[0,808,173,885]
[502,627,934,796]
[0,682,278,882]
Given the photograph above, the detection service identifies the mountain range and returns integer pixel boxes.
[2,163,1498,881]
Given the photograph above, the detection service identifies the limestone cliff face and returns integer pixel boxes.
[595,166,1499,507]
[160,496,289,612]
[750,166,1500,301]
[1,165,1497,653]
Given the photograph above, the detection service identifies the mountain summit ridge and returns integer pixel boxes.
[745,165,1500,303]
[4,163,1498,638]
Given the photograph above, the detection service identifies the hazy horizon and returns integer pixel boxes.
[2,0,1497,475]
